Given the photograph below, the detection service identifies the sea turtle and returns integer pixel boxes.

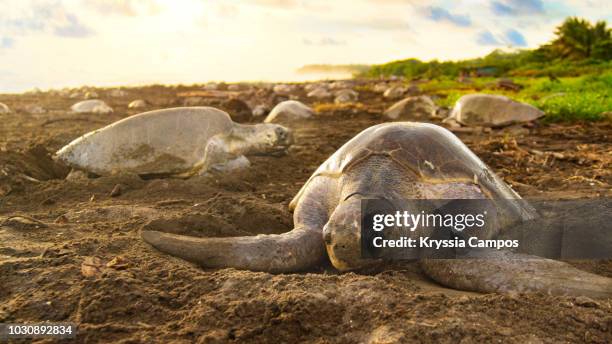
[24,104,46,114]
[264,100,314,124]
[128,99,148,109]
[142,122,612,298]
[383,96,436,120]
[55,107,293,177]
[252,105,269,117]
[84,91,99,99]
[0,102,11,114]
[372,83,388,93]
[383,85,406,99]
[329,80,354,90]
[71,99,114,114]
[109,89,128,97]
[204,82,219,91]
[272,84,295,96]
[334,89,359,104]
[445,94,544,127]
[307,87,332,100]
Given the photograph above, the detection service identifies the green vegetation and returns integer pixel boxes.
[362,17,611,79]
[422,72,611,122]
[543,17,612,60]
[360,17,611,122]
[297,64,370,75]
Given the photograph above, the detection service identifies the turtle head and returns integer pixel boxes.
[323,197,378,271]
[244,123,293,154]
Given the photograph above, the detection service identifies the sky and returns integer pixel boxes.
[0,0,609,92]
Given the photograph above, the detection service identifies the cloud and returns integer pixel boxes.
[86,0,160,16]
[426,6,471,27]
[427,6,472,27]
[248,0,332,11]
[217,4,239,18]
[53,14,94,38]
[250,0,298,9]
[338,18,410,31]
[505,29,527,46]
[476,29,528,47]
[491,0,544,16]
[303,37,346,46]
[364,0,420,3]
[0,1,95,39]
[1,37,15,49]
[476,30,503,45]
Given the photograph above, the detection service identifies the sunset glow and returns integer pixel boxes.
[0,0,609,92]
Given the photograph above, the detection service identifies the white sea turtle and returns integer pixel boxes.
[264,100,314,124]
[273,84,295,95]
[334,89,358,104]
[307,87,332,99]
[71,100,113,114]
[109,89,128,97]
[0,102,11,114]
[445,94,544,127]
[384,96,436,120]
[128,99,148,109]
[383,85,406,99]
[55,107,293,177]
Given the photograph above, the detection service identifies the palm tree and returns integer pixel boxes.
[551,17,593,59]
[549,17,611,60]
[591,21,612,60]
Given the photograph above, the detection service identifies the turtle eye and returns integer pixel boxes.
[323,227,332,245]
[275,128,285,138]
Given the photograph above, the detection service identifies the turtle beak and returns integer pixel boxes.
[266,127,293,155]
[275,127,293,147]
[323,226,333,245]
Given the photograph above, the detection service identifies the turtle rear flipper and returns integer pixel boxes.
[420,250,612,298]
[142,228,325,273]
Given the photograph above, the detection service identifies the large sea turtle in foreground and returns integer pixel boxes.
[55,107,293,177]
[142,122,612,298]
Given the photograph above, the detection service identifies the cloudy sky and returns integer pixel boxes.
[0,0,609,92]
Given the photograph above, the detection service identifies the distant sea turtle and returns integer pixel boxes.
[84,91,99,99]
[55,107,293,177]
[329,80,353,90]
[0,102,11,114]
[71,100,113,114]
[384,96,436,120]
[24,104,46,114]
[128,99,148,109]
[252,105,269,117]
[142,122,612,298]
[307,87,332,99]
[445,94,544,127]
[383,86,406,99]
[109,89,128,97]
[272,84,295,95]
[203,82,219,91]
[373,83,388,93]
[264,100,314,124]
[334,89,358,104]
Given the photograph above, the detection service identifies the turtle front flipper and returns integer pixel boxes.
[196,134,245,174]
[142,228,325,273]
[420,250,612,298]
